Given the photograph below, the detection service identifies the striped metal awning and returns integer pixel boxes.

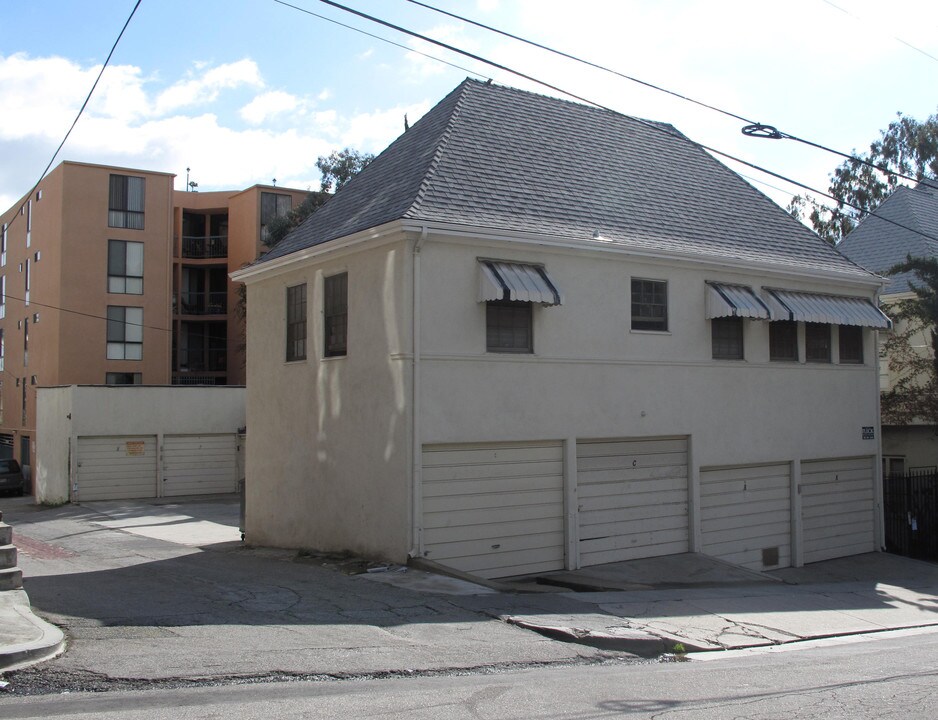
[479,260,562,306]
[706,283,770,319]
[764,289,892,329]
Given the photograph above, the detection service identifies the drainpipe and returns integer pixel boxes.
[409,226,429,560]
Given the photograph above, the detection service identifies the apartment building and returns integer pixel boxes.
[0,160,307,483]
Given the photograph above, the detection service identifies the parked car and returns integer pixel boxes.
[0,458,24,496]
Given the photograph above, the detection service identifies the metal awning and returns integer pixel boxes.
[706,283,770,319]
[479,260,562,306]
[764,289,892,329]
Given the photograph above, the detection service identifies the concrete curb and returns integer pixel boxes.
[0,590,66,672]
[501,615,679,657]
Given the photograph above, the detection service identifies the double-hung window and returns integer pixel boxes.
[631,278,668,331]
[285,284,307,362]
[324,273,348,357]
[108,240,144,294]
[108,174,145,229]
[106,306,143,360]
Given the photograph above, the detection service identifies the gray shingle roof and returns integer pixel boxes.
[837,184,938,294]
[261,79,872,280]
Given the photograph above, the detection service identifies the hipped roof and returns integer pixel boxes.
[260,78,872,280]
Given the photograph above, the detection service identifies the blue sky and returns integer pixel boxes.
[2,0,936,213]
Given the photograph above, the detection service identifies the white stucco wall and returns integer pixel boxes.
[241,227,885,564]
[36,385,245,504]
[243,237,412,560]
[418,238,882,465]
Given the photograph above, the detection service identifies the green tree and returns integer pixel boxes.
[881,256,938,428]
[262,148,375,249]
[788,111,938,244]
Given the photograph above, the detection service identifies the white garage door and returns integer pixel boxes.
[162,434,239,497]
[77,436,157,501]
[577,437,688,567]
[801,456,876,564]
[422,441,565,579]
[701,463,791,571]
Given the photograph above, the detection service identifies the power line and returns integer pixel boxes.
[821,0,938,65]
[404,0,937,192]
[271,0,488,80]
[297,0,938,248]
[5,0,143,233]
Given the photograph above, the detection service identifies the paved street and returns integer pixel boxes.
[1,497,613,688]
[3,623,938,718]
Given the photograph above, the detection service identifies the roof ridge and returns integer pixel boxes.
[404,79,476,219]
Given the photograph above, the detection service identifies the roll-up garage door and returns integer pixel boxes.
[701,463,791,570]
[76,436,157,501]
[162,434,239,497]
[801,456,876,564]
[577,437,688,567]
[422,441,565,579]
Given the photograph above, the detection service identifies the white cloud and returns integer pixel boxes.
[154,59,263,115]
[240,90,300,125]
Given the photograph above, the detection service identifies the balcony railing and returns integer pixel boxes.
[182,235,228,259]
[176,348,227,372]
[179,291,227,315]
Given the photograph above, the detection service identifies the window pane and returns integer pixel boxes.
[769,321,798,361]
[107,342,124,360]
[106,306,125,342]
[839,325,863,363]
[125,277,143,294]
[108,240,126,277]
[324,274,348,357]
[108,277,126,294]
[486,301,532,353]
[126,242,144,276]
[805,323,830,362]
[286,284,307,361]
[125,343,143,361]
[711,317,743,360]
[125,307,143,343]
[126,177,145,212]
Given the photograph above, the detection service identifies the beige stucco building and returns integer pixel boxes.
[235,80,891,579]
[0,160,306,485]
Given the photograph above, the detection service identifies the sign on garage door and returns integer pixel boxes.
[577,437,688,567]
[701,462,791,571]
[77,436,157,501]
[162,434,239,497]
[422,441,565,579]
[801,456,876,564]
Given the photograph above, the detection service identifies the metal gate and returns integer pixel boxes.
[884,470,938,561]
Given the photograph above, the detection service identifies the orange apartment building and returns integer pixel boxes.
[0,160,307,484]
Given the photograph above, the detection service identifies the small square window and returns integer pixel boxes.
[631,278,668,331]
[711,317,743,360]
[805,323,831,363]
[770,321,798,361]
[486,300,533,353]
[839,325,863,364]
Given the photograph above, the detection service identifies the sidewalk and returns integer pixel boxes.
[2,495,938,678]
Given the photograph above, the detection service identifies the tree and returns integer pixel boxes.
[262,148,375,249]
[881,256,938,428]
[788,111,938,244]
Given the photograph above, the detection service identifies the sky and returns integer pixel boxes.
[1,0,936,215]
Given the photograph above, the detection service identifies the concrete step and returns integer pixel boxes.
[0,566,23,591]
[0,544,17,569]
[0,524,11,547]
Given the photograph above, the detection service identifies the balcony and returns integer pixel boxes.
[176,348,227,373]
[182,235,228,259]
[179,291,227,315]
